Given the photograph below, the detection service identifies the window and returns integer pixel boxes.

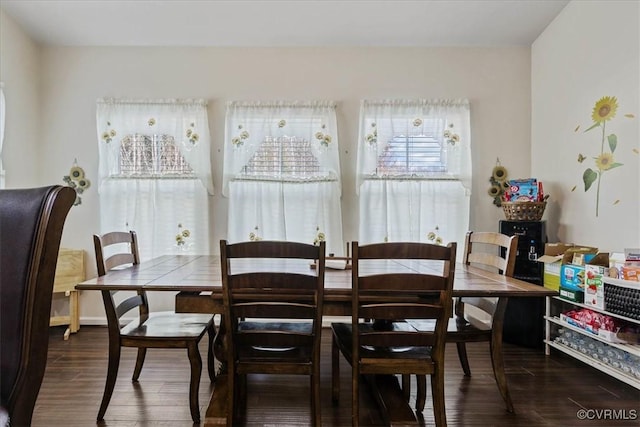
[96,99,213,263]
[241,136,322,178]
[377,135,446,175]
[356,99,472,256]
[223,101,343,255]
[118,134,194,177]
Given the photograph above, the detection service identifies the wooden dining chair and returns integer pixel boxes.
[93,230,215,423]
[0,186,75,427]
[331,241,456,427]
[408,231,518,414]
[219,239,325,427]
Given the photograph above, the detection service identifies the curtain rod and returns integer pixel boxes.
[97,98,207,106]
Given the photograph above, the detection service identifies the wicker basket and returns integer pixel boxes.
[502,201,546,221]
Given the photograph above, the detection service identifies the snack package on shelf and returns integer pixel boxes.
[503,178,544,202]
[560,308,640,344]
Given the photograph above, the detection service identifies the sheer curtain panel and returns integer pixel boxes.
[356,99,471,255]
[223,101,344,255]
[96,98,212,259]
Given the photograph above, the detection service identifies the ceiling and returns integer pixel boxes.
[1,0,570,47]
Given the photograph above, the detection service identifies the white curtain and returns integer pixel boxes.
[356,99,471,256]
[0,83,5,188]
[96,98,212,260]
[96,98,213,195]
[223,100,344,255]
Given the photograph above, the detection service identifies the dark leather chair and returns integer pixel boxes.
[0,186,75,427]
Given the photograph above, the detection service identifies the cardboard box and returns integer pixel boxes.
[537,244,598,298]
[557,246,599,302]
[537,243,575,291]
[584,260,609,310]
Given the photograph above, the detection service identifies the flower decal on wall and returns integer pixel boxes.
[487,159,510,207]
[278,119,287,128]
[365,122,378,146]
[577,96,633,217]
[249,226,263,241]
[101,121,116,143]
[313,226,325,246]
[232,124,250,147]
[444,123,460,146]
[186,122,200,145]
[413,118,423,127]
[427,226,444,245]
[62,161,91,206]
[148,118,156,127]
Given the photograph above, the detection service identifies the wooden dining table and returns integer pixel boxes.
[76,254,556,426]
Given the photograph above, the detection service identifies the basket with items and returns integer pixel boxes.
[501,178,549,221]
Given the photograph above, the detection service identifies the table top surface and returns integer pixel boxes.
[76,254,556,298]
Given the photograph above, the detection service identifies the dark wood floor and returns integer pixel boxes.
[32,324,639,427]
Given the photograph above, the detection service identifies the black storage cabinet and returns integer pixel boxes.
[499,220,546,348]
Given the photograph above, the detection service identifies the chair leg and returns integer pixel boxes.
[236,374,247,423]
[431,368,447,427]
[310,371,321,427]
[132,347,146,381]
[352,368,359,427]
[227,369,235,427]
[187,342,202,423]
[456,342,471,377]
[97,339,121,420]
[207,321,217,382]
[415,374,427,412]
[401,374,411,401]
[490,333,515,413]
[331,333,340,403]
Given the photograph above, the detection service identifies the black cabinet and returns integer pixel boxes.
[499,220,546,348]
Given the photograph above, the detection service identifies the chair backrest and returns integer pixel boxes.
[351,241,456,364]
[93,231,140,276]
[459,231,518,322]
[219,240,325,357]
[93,231,146,328]
[0,185,75,426]
[463,231,518,277]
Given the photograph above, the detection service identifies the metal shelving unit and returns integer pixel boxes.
[544,278,640,390]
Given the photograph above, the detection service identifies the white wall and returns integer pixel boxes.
[0,9,41,187]
[532,0,640,250]
[2,20,532,320]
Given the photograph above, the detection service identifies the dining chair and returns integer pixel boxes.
[93,230,215,423]
[219,239,325,427]
[331,241,456,427]
[0,185,75,427]
[408,231,518,414]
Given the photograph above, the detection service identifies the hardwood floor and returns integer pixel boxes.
[32,324,639,426]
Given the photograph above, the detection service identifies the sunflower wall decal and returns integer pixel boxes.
[579,96,626,217]
[488,158,510,207]
[62,160,91,206]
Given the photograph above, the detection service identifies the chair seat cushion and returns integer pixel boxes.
[121,312,213,339]
[235,321,314,363]
[331,322,433,361]
[407,318,492,342]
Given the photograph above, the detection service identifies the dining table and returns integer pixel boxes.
[76,254,557,426]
